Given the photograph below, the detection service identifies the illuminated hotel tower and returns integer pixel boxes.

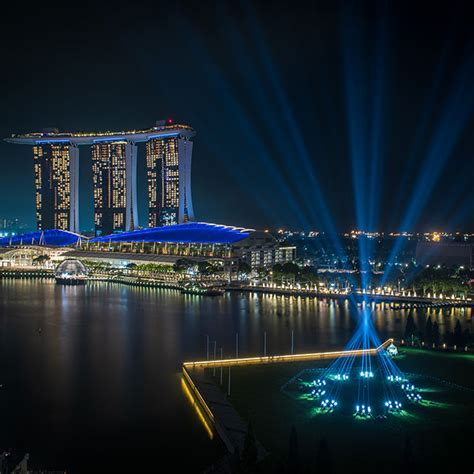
[146,134,194,226]
[32,143,79,233]
[6,121,195,233]
[91,141,138,235]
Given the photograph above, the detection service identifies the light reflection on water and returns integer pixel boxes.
[0,279,471,472]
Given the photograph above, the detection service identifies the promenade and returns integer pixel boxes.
[182,339,393,456]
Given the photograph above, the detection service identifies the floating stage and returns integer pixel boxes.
[182,343,474,472]
[181,339,393,456]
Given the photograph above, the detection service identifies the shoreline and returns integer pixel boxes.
[1,269,473,307]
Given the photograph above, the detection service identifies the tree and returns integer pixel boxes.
[444,330,454,347]
[33,255,50,266]
[229,447,241,473]
[404,313,417,341]
[432,321,440,346]
[282,263,299,276]
[286,425,300,474]
[314,437,332,474]
[463,328,471,348]
[238,261,252,275]
[257,267,269,281]
[402,437,415,474]
[300,266,318,284]
[197,261,212,274]
[241,421,258,473]
[173,258,195,272]
[424,316,433,345]
[454,319,464,347]
[272,263,284,274]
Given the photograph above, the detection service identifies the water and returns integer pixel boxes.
[0,280,471,472]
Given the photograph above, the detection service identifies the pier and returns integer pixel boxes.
[182,339,394,456]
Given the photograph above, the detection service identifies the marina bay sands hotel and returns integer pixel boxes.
[5,120,195,235]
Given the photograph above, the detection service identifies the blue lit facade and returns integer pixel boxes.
[0,229,83,247]
[90,222,251,245]
[0,223,252,247]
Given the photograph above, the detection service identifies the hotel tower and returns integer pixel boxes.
[32,141,79,233]
[146,133,194,227]
[91,141,138,235]
[6,121,195,234]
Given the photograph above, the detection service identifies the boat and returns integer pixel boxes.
[180,282,225,296]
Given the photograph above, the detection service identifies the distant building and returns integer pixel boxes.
[0,217,28,235]
[416,241,474,269]
[232,231,297,269]
[32,143,79,233]
[91,141,138,235]
[146,128,194,227]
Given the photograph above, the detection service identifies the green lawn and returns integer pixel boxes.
[208,348,474,473]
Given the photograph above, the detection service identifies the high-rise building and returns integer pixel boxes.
[6,121,195,233]
[32,143,79,233]
[146,135,194,227]
[91,141,138,236]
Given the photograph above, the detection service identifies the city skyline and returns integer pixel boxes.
[1,2,474,473]
[4,116,474,234]
[1,1,474,233]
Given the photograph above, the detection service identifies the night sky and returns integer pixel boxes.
[1,0,473,232]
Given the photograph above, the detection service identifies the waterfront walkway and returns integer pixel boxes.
[183,339,393,369]
[233,285,473,307]
[183,366,267,458]
[1,269,472,307]
[182,339,393,457]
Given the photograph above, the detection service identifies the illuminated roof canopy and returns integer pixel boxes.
[91,222,253,245]
[0,223,254,247]
[0,229,83,247]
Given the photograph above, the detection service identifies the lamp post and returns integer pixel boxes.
[220,348,223,385]
[213,341,217,376]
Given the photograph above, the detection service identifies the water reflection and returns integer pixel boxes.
[0,280,471,472]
